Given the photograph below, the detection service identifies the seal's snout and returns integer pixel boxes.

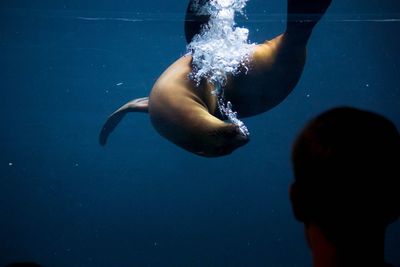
[215,136,250,157]
[203,124,250,157]
[227,128,250,150]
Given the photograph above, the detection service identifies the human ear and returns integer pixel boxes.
[290,182,307,222]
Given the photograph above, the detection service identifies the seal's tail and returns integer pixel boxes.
[99,97,149,146]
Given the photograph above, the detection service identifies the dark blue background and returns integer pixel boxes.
[1,0,399,266]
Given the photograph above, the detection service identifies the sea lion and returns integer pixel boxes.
[99,0,332,157]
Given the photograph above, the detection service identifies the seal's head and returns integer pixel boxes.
[184,0,210,44]
[195,123,250,157]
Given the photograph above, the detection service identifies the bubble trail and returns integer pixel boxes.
[187,0,255,137]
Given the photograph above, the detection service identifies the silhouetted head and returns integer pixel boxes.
[184,0,210,44]
[290,107,400,244]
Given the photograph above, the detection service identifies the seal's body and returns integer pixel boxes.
[99,0,332,157]
[148,55,249,156]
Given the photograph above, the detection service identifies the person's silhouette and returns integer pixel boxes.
[290,107,400,267]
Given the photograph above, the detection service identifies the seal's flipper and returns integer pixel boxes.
[287,0,332,33]
[99,97,149,146]
[184,0,210,44]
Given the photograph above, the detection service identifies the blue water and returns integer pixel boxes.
[1,0,399,266]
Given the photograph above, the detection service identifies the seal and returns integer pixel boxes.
[99,0,332,157]
[99,55,249,157]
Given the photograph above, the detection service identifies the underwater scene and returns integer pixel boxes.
[1,0,399,266]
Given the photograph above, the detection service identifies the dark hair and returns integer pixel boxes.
[291,107,400,242]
